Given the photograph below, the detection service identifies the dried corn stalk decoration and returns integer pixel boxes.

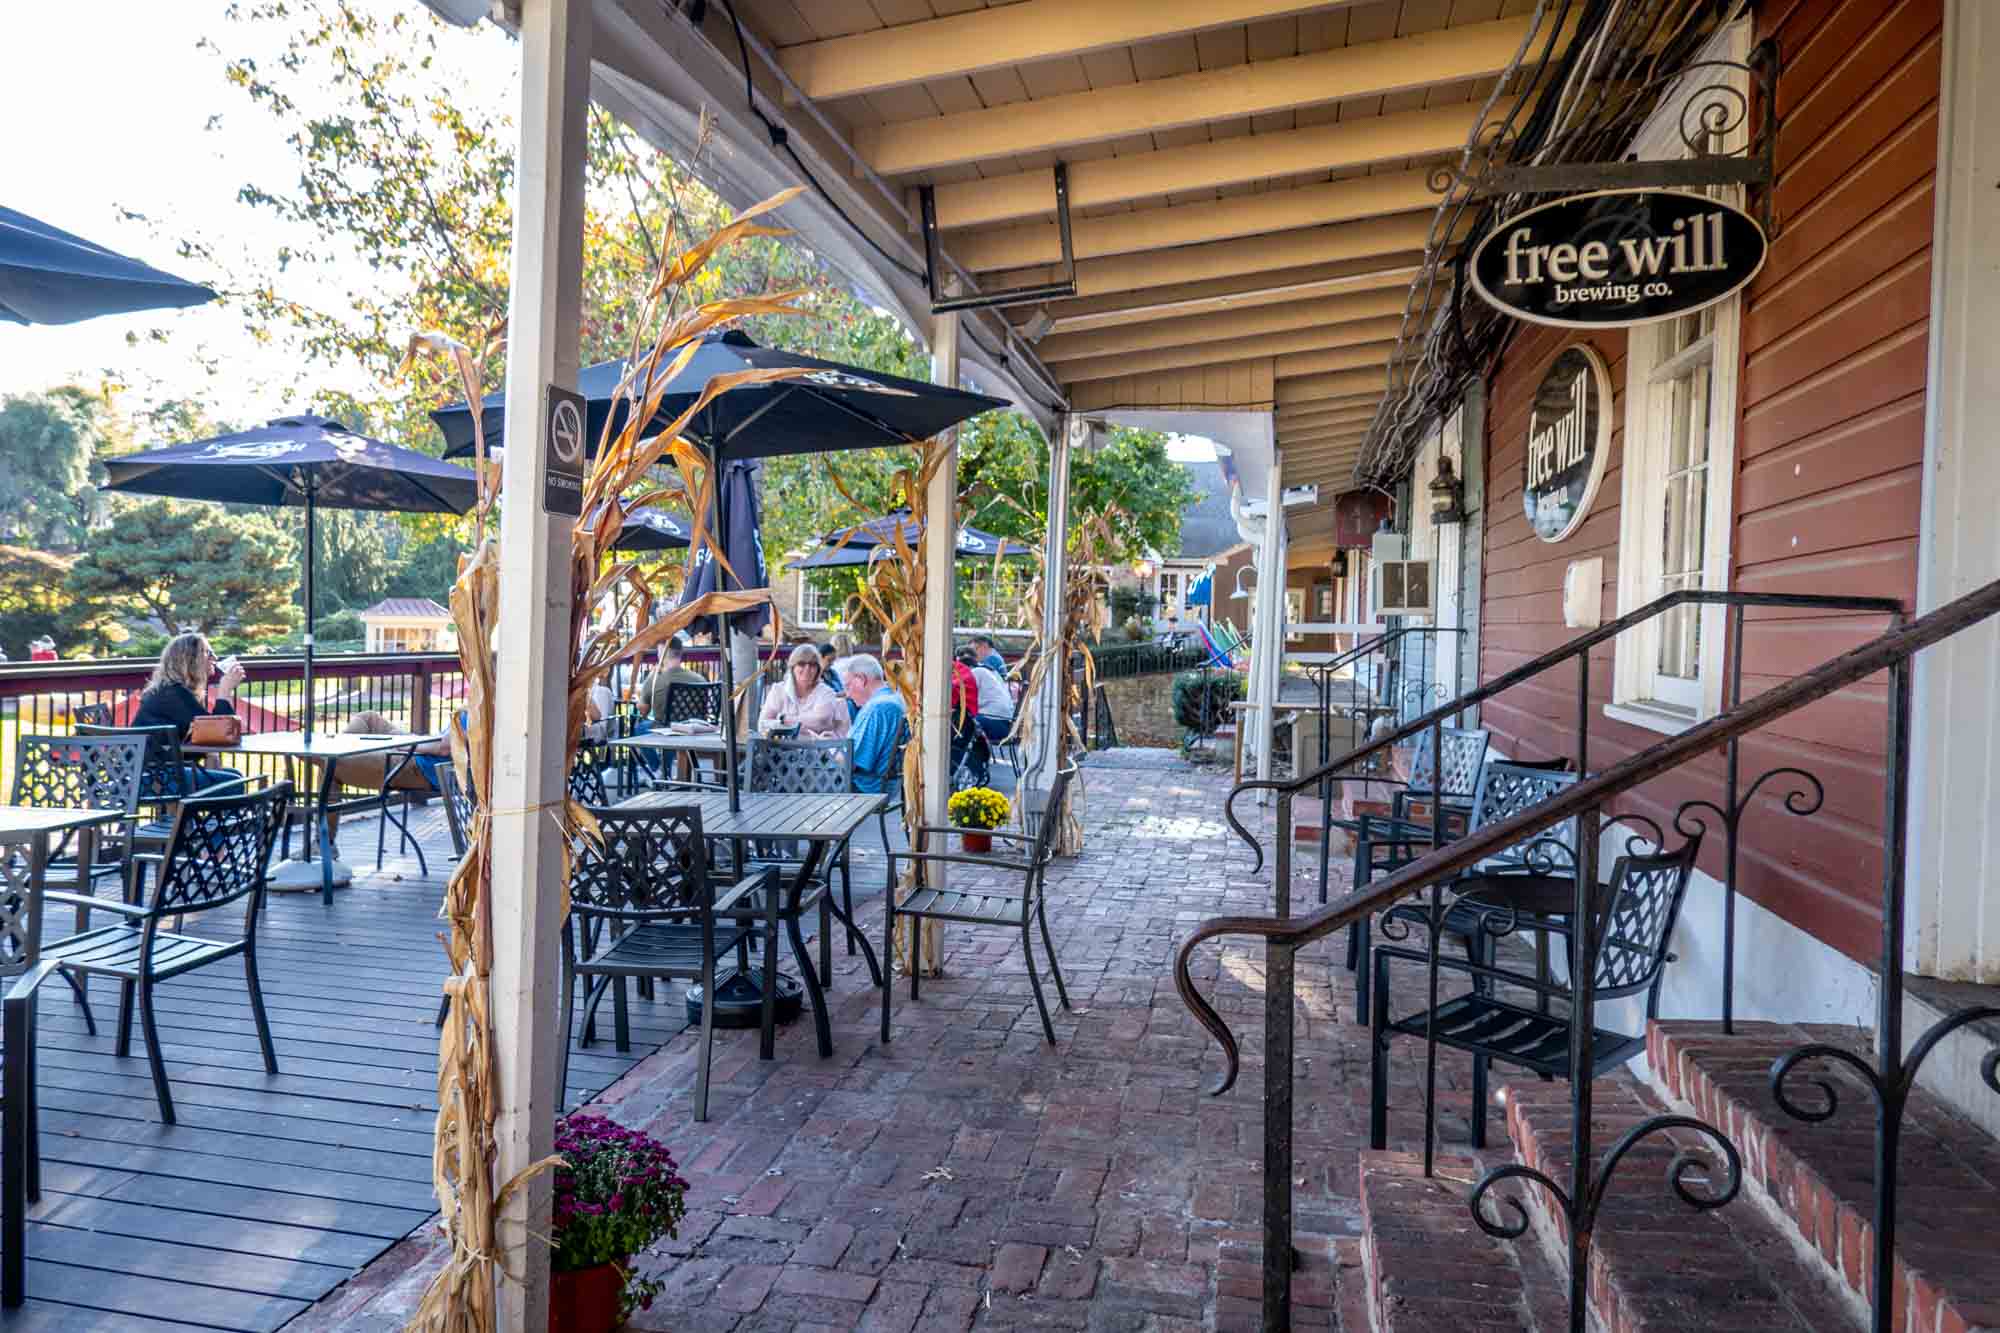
[1001,507,1119,857]
[831,445,955,977]
[401,189,811,1333]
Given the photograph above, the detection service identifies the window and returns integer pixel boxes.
[1610,21,1747,731]
[1157,569,1183,622]
[1285,588,1305,641]
[798,574,833,627]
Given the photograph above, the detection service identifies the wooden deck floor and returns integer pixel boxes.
[5,807,686,1331]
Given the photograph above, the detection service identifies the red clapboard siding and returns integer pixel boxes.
[1474,0,1939,965]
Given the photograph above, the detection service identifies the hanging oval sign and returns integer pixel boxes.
[1522,345,1612,543]
[1469,189,1767,329]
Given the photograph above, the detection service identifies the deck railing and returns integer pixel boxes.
[1181,580,2000,1333]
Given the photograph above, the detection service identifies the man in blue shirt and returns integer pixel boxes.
[969,634,1007,677]
[839,653,906,794]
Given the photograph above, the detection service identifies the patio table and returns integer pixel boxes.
[606,727,743,789]
[615,788,883,1058]
[182,731,444,905]
[0,806,124,916]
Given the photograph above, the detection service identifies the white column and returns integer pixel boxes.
[1253,452,1287,784]
[490,0,589,1325]
[1023,413,1076,787]
[921,306,962,859]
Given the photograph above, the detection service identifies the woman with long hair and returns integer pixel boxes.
[132,631,246,791]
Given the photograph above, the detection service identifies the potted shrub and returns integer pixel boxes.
[946,786,1009,854]
[549,1113,688,1332]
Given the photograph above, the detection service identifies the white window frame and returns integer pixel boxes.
[1609,19,1751,735]
[796,572,833,628]
[1157,568,1184,622]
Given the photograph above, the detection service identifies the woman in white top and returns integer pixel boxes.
[758,642,850,739]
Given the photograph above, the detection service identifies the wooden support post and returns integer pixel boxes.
[921,302,962,907]
[490,0,589,1325]
[1023,413,1076,789]
[1254,451,1288,784]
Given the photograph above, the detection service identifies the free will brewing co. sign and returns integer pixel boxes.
[1523,345,1611,543]
[1470,189,1767,329]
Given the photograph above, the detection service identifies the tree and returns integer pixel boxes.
[0,388,119,552]
[305,509,391,617]
[69,498,300,638]
[384,529,469,604]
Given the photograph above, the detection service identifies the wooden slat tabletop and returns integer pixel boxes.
[615,789,883,842]
[0,807,125,839]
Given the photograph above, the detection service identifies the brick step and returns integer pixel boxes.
[1501,1074,1863,1333]
[1358,1149,1566,1332]
[1649,1020,2000,1333]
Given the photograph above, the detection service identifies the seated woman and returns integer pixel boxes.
[758,643,849,739]
[131,632,245,792]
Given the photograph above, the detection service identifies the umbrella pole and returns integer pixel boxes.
[713,450,740,813]
[303,480,316,746]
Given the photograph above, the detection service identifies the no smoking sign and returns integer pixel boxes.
[542,383,586,517]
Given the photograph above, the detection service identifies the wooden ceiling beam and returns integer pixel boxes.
[855,16,1550,176]
[933,102,1493,230]
[775,0,1359,103]
[1276,406,1381,433]
[1013,256,1424,336]
[1057,333,1395,385]
[1276,369,1390,406]
[1039,294,1403,362]
[983,212,1446,301]
[956,169,1435,272]
[1282,430,1370,452]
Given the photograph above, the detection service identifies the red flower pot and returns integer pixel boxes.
[550,1259,625,1333]
[960,830,993,854]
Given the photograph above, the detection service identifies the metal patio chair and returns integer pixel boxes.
[1346,758,1578,1023]
[558,803,775,1122]
[0,845,62,1308]
[1369,832,1703,1150]
[41,782,292,1124]
[882,764,1076,1045]
[8,734,148,898]
[743,737,878,982]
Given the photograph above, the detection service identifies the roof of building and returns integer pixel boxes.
[1174,460,1242,562]
[359,598,451,621]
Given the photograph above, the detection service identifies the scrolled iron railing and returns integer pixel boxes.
[1177,578,2000,1333]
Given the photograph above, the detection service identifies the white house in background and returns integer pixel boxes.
[358,598,456,654]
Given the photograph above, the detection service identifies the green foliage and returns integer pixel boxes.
[0,545,127,658]
[0,388,120,552]
[1108,586,1158,625]
[384,529,468,604]
[303,510,390,619]
[69,498,301,639]
[1173,669,1244,734]
[315,608,367,643]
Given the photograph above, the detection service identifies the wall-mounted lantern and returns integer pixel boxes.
[1330,549,1350,579]
[1429,455,1468,526]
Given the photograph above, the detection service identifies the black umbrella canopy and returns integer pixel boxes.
[612,508,692,553]
[1,204,217,325]
[431,329,1006,461]
[677,459,769,640]
[103,415,479,514]
[789,511,1035,570]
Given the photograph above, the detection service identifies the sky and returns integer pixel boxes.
[0,1,514,430]
[0,1,1217,462]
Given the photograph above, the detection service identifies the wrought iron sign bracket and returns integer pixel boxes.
[921,162,1076,315]
[1446,42,1781,235]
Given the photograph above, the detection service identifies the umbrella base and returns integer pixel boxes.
[267,859,353,893]
[686,967,803,1029]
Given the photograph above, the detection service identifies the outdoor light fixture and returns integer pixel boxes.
[1331,549,1350,579]
[1231,566,1257,600]
[1133,559,1156,580]
[1429,455,1468,525]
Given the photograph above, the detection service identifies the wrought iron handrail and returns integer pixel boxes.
[1177,576,2000,1332]
[1222,589,1901,874]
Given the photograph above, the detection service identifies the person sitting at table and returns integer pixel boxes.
[964,648,1015,748]
[968,634,1007,677]
[645,635,710,724]
[758,643,848,739]
[131,631,245,792]
[816,641,842,694]
[322,709,452,851]
[839,655,904,794]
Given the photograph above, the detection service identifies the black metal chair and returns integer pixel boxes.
[744,737,877,981]
[882,764,1076,1046]
[559,804,774,1122]
[438,763,475,860]
[1369,832,1703,1150]
[9,735,147,896]
[1347,758,1578,1023]
[0,808,72,1308]
[75,722,253,879]
[40,782,292,1124]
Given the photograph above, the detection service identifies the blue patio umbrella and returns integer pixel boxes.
[1186,567,1214,607]
[788,511,1035,570]
[677,458,769,642]
[103,416,479,743]
[0,205,217,324]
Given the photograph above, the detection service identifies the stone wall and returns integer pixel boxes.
[1093,673,1184,747]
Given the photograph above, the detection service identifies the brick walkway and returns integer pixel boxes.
[297,749,1493,1332]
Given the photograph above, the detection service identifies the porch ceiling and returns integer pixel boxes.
[621,0,1548,498]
